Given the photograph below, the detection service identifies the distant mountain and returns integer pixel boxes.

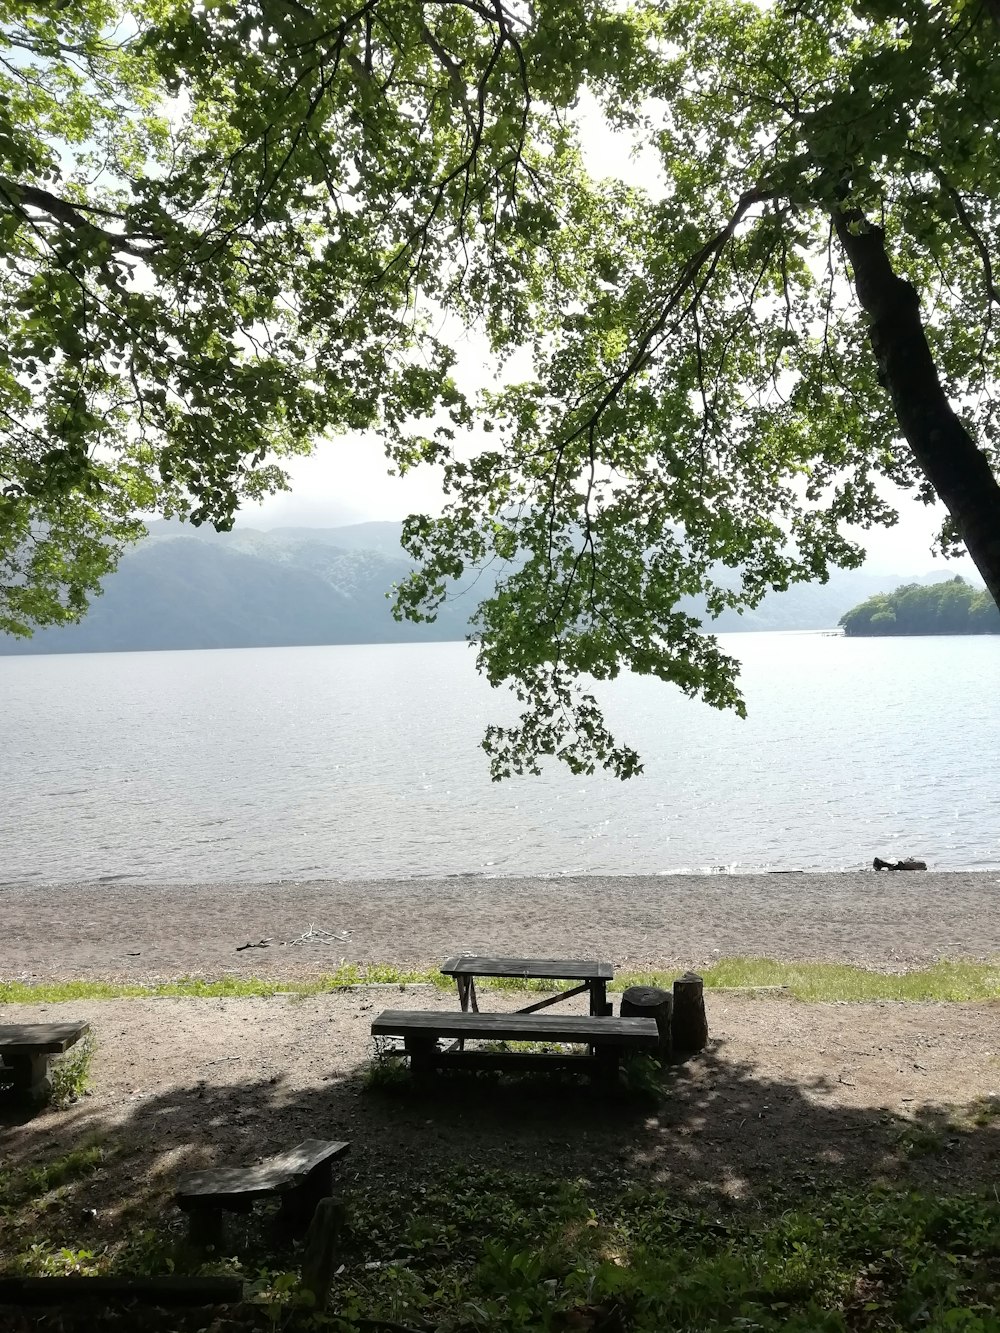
[0,523,481,655]
[0,519,982,655]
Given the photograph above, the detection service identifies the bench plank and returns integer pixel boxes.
[177,1139,349,1205]
[371,1010,657,1048]
[441,956,614,981]
[0,1023,89,1057]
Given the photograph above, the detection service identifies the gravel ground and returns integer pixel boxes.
[2,872,999,982]
[1,988,998,1269]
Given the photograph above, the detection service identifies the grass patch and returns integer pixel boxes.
[1,1143,103,1206]
[0,964,454,1005]
[2,958,998,1007]
[697,957,1000,1002]
[334,1173,1000,1333]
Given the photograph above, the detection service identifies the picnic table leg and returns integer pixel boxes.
[405,1035,439,1084]
[456,976,469,1012]
[590,980,610,1017]
[593,1045,619,1092]
[184,1205,226,1251]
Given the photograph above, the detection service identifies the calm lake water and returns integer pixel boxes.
[2,634,999,882]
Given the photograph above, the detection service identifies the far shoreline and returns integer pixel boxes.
[2,871,998,983]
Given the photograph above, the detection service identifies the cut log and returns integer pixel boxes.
[672,973,708,1053]
[619,986,673,1061]
[301,1197,347,1312]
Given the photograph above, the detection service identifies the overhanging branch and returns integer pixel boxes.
[0,178,158,258]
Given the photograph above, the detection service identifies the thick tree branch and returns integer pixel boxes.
[833,208,1000,608]
[0,177,156,257]
[563,184,784,453]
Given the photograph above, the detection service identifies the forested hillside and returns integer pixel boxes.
[0,524,477,654]
[840,577,1000,636]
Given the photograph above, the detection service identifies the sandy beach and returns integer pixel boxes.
[2,871,998,981]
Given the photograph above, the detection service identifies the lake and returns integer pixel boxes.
[2,634,998,883]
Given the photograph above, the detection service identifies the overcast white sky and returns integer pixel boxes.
[243,429,972,577]
[243,97,977,580]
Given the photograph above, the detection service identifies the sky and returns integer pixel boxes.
[242,96,977,580]
[243,428,974,578]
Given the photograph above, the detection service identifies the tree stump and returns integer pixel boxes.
[671,973,708,1053]
[619,986,673,1062]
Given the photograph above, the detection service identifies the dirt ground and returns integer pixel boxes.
[2,986,998,1268]
[3,871,1000,981]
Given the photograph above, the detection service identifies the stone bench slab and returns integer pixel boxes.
[0,1022,89,1057]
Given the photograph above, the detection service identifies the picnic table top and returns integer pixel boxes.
[372,1009,656,1047]
[0,1022,89,1056]
[440,955,614,981]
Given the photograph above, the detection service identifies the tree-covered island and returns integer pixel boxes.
[840,576,1000,637]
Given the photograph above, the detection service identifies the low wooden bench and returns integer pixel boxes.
[176,1139,349,1248]
[371,1010,659,1085]
[0,1022,89,1107]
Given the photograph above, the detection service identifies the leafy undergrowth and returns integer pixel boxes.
[2,1166,999,1330]
[2,957,999,1006]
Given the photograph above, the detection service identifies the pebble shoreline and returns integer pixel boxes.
[2,871,999,982]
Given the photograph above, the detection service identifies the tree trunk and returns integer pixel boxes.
[833,209,1000,610]
[620,985,673,1061]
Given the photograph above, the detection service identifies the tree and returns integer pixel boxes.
[3,0,637,629]
[397,0,1000,775]
[3,0,1000,776]
[839,576,1000,635]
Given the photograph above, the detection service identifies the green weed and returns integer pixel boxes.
[896,1123,951,1158]
[1,1143,104,1205]
[48,1032,96,1109]
[4,1161,1000,1331]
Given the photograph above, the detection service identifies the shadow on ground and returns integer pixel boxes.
[3,1034,999,1275]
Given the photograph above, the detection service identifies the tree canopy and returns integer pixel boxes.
[840,576,1000,636]
[3,0,1000,776]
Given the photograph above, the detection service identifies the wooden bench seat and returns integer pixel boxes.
[371,1010,659,1084]
[0,1022,89,1107]
[175,1139,349,1247]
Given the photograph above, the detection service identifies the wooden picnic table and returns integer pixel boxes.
[440,955,614,1017]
